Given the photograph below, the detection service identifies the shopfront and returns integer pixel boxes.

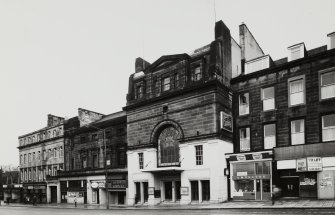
[107,179,127,205]
[226,151,273,201]
[22,183,47,203]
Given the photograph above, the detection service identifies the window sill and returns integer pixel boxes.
[320,97,335,102]
[289,103,305,108]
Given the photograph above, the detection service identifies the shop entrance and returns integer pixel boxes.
[280,176,299,197]
[164,182,172,200]
[117,192,125,204]
[255,179,271,200]
[50,186,57,203]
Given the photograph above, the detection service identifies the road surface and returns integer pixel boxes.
[1,207,335,215]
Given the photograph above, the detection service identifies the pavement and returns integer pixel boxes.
[1,199,335,210]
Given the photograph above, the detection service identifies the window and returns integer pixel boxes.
[93,154,98,168]
[33,152,35,161]
[162,77,171,91]
[322,114,335,142]
[54,148,57,158]
[80,136,86,143]
[291,119,305,145]
[48,149,52,158]
[53,166,57,176]
[82,156,87,169]
[28,153,31,163]
[20,155,22,164]
[158,126,180,166]
[240,128,250,151]
[43,150,46,160]
[239,93,249,115]
[59,147,63,157]
[264,124,276,149]
[92,134,98,141]
[136,84,143,99]
[193,66,202,81]
[262,87,275,111]
[288,44,304,61]
[321,71,335,99]
[38,151,41,160]
[174,73,179,88]
[24,154,27,164]
[289,77,305,106]
[138,153,144,169]
[195,145,203,165]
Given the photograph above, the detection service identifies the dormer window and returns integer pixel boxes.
[288,43,305,62]
[135,84,143,99]
[162,77,171,92]
[192,66,202,81]
[327,32,335,50]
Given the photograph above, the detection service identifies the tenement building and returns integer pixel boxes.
[18,114,65,203]
[227,29,335,200]
[123,21,261,206]
[56,109,127,206]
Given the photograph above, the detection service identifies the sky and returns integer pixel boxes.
[0,0,334,166]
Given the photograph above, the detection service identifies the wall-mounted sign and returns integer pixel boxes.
[237,172,247,177]
[296,158,307,172]
[307,157,322,171]
[252,153,263,160]
[220,111,233,132]
[236,155,246,161]
[148,187,154,195]
[180,187,189,195]
[91,182,99,189]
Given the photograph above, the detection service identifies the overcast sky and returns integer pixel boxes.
[0,0,334,166]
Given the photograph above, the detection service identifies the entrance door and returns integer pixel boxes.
[164,182,172,200]
[202,180,210,201]
[281,177,299,197]
[118,192,125,204]
[50,187,57,203]
[262,180,271,200]
[135,182,141,204]
[256,179,261,200]
[143,182,148,202]
[175,181,181,201]
[191,181,199,201]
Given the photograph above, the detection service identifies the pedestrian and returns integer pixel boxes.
[6,197,10,205]
[272,185,281,205]
[33,195,37,206]
[74,195,77,207]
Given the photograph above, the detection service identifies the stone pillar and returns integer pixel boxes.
[198,180,202,203]
[140,182,144,204]
[172,181,176,202]
[160,181,165,202]
[57,182,61,203]
[46,185,51,203]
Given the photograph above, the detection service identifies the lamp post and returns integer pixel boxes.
[83,124,109,209]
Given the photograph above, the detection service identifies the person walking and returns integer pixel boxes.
[74,195,77,208]
[272,185,282,205]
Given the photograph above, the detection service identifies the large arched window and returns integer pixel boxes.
[158,126,180,166]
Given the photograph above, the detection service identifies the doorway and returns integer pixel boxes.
[135,182,141,204]
[164,181,172,200]
[191,181,199,201]
[50,187,57,203]
[281,176,299,197]
[143,182,148,202]
[117,192,125,204]
[175,181,181,201]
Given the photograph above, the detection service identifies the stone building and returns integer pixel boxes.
[227,27,335,200]
[123,20,262,206]
[56,109,127,206]
[1,170,22,203]
[18,114,65,203]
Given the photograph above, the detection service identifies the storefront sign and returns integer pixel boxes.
[237,172,247,177]
[91,182,99,189]
[180,187,189,195]
[296,158,307,172]
[68,192,81,197]
[236,155,246,161]
[252,153,262,160]
[307,157,322,171]
[235,174,270,180]
[107,180,127,189]
[28,186,34,190]
[98,182,105,188]
[300,178,316,186]
[220,111,233,132]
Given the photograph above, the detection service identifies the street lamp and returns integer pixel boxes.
[83,124,109,210]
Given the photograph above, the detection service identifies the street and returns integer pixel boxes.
[1,207,335,215]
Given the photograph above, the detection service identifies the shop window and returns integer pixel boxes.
[291,119,305,145]
[195,145,203,165]
[234,180,254,199]
[320,71,335,99]
[162,77,171,92]
[322,114,335,141]
[262,87,275,111]
[289,76,305,106]
[264,124,276,149]
[138,153,143,169]
[255,162,271,175]
[239,93,249,115]
[239,127,250,152]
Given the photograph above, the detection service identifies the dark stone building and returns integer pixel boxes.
[227,29,335,200]
[56,109,127,205]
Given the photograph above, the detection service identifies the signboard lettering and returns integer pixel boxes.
[107,180,127,189]
[307,157,322,171]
